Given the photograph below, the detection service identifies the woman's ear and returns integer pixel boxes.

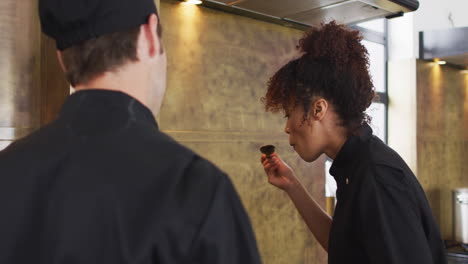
[310,98,328,120]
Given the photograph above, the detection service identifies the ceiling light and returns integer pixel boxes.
[434,59,446,65]
[185,0,202,4]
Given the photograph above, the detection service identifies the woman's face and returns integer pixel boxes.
[284,105,326,162]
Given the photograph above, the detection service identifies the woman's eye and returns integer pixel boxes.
[284,114,290,119]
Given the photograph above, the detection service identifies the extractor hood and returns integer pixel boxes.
[419,27,468,69]
[200,0,419,28]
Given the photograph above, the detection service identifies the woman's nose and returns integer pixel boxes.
[284,126,290,134]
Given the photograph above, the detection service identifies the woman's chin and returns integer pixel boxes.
[298,152,321,163]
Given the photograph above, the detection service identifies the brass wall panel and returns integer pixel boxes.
[417,60,468,240]
[160,1,327,263]
[0,1,68,145]
[0,0,41,130]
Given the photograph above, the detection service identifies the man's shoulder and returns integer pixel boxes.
[0,121,62,160]
[93,124,228,184]
[0,118,228,176]
[184,154,227,181]
[122,126,199,163]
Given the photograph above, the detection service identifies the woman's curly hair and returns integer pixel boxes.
[263,21,375,133]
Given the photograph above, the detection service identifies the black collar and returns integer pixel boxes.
[329,124,373,183]
[59,89,158,130]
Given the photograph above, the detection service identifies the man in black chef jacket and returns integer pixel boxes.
[0,0,262,263]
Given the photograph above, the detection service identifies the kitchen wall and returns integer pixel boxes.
[158,0,327,263]
[416,59,468,239]
[0,0,40,150]
[0,0,68,151]
[388,0,468,174]
[388,0,468,241]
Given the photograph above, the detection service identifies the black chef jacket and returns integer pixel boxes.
[0,90,261,264]
[328,124,447,264]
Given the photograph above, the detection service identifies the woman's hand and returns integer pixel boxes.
[260,153,298,192]
[261,152,332,252]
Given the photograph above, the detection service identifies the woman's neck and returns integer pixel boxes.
[324,125,349,160]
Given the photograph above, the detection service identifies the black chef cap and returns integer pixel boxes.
[39,0,158,50]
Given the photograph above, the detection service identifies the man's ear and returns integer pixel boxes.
[309,98,328,121]
[56,50,66,72]
[139,13,161,59]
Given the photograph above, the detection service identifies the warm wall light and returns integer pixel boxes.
[434,59,446,65]
[185,0,202,4]
[461,70,468,74]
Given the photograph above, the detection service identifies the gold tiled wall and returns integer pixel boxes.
[159,1,327,263]
[417,60,468,240]
[0,1,68,151]
[0,0,40,149]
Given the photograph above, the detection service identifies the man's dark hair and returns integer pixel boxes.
[62,20,163,87]
[263,21,375,133]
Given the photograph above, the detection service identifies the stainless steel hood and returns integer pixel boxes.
[419,27,468,69]
[201,0,419,27]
